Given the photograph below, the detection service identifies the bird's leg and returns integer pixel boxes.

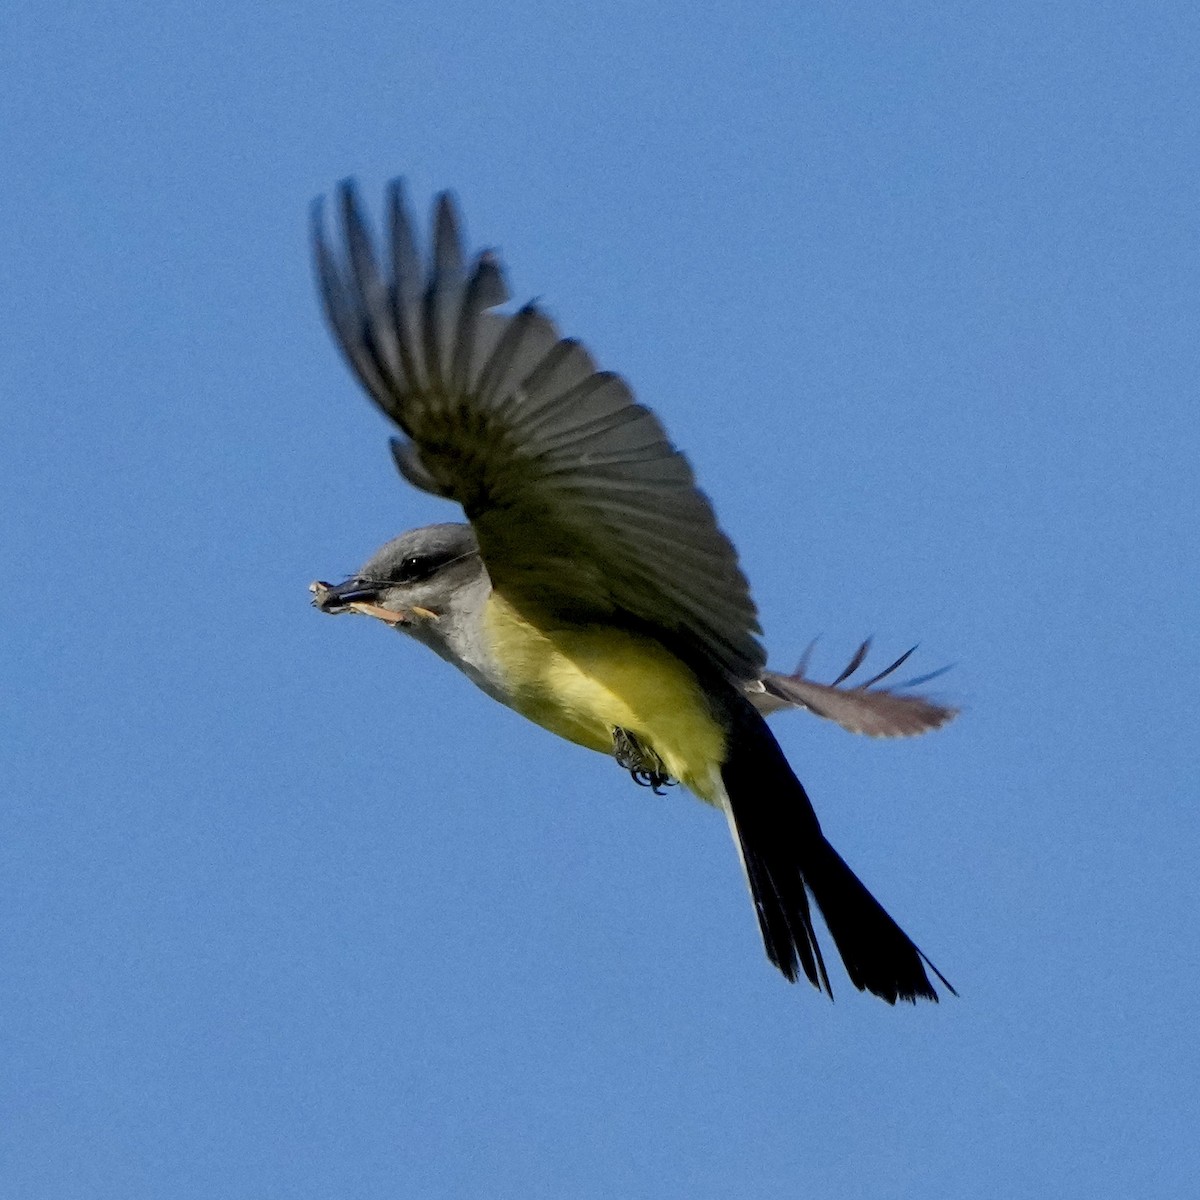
[611,727,676,795]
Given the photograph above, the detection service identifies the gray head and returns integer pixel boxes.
[312,521,512,704]
[311,523,486,628]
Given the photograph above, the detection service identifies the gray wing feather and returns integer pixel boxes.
[424,194,468,392]
[478,305,562,409]
[752,641,958,736]
[756,674,957,737]
[386,183,426,392]
[313,178,765,679]
[389,437,448,495]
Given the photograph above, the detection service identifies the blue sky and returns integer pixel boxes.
[3,2,1197,1196]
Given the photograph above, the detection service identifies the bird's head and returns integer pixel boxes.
[310,522,484,631]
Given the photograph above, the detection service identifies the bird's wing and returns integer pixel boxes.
[749,640,958,737]
[312,179,765,680]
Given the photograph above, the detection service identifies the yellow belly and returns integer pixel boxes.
[482,592,727,799]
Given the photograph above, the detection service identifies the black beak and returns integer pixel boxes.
[309,578,380,614]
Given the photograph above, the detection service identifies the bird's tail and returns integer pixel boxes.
[718,705,954,1003]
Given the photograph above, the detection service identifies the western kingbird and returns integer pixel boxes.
[309,179,957,1003]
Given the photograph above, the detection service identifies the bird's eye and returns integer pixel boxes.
[396,555,430,583]
[387,548,463,585]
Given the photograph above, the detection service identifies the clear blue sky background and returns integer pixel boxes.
[3,3,1197,1197]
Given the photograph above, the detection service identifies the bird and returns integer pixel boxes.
[308,178,958,1003]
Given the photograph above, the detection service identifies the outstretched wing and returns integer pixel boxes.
[312,179,765,680]
[750,640,958,737]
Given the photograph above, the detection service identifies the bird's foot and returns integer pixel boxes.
[611,727,675,795]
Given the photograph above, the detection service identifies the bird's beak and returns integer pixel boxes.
[309,578,381,614]
[307,578,412,627]
[309,580,437,626]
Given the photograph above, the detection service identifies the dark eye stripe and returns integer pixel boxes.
[360,546,475,587]
[395,551,450,584]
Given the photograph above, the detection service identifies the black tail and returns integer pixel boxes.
[719,705,955,1004]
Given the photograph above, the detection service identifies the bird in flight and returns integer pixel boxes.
[309,179,957,1003]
